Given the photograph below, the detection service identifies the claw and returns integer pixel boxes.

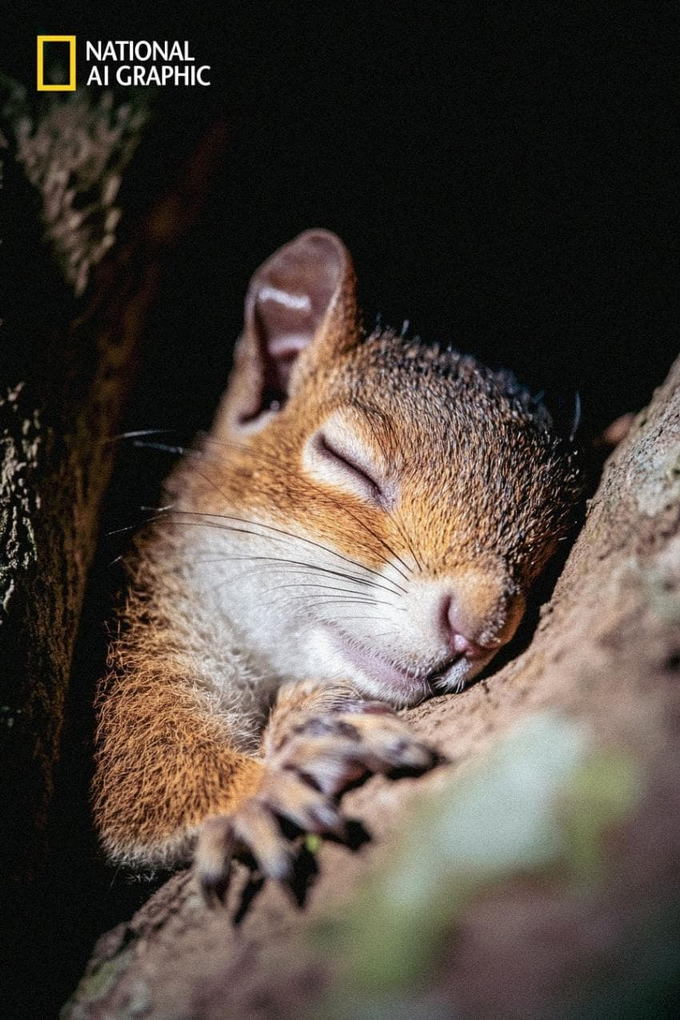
[195,815,237,907]
[261,769,343,834]
[199,868,231,908]
[382,738,439,771]
[195,706,441,906]
[272,710,441,797]
[306,801,344,836]
[233,799,296,883]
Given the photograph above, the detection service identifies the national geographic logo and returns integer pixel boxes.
[37,36,76,91]
[36,37,212,90]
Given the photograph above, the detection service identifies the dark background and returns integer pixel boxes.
[4,4,677,437]
[2,4,678,1015]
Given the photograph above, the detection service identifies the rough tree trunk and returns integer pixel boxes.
[65,355,680,1018]
[0,87,222,882]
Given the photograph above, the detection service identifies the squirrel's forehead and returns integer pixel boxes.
[319,365,503,433]
[298,341,560,457]
[332,344,498,405]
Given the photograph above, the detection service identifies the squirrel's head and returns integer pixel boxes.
[182,230,584,706]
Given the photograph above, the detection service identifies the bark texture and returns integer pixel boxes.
[66,355,680,1018]
[0,87,221,881]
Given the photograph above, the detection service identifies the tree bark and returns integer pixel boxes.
[65,355,680,1017]
[0,87,223,882]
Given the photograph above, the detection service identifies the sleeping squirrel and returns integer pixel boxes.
[93,229,583,899]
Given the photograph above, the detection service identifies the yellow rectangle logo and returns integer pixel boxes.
[37,35,76,91]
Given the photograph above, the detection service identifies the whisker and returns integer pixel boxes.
[324,612,393,620]
[366,428,422,575]
[152,517,405,596]
[106,520,153,537]
[193,559,381,592]
[284,593,394,607]
[326,614,396,627]
[161,507,408,596]
[121,430,418,584]
[266,582,385,597]
[140,503,174,513]
[161,540,400,590]
[132,440,187,455]
[391,505,424,572]
[331,617,395,627]
[104,428,181,448]
[335,505,412,582]
[188,436,414,583]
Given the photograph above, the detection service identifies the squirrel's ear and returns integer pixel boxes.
[224,230,359,430]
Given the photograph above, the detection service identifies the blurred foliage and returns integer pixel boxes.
[313,712,641,1013]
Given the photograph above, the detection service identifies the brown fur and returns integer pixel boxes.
[93,230,583,887]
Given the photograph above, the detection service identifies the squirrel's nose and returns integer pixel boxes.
[441,596,490,660]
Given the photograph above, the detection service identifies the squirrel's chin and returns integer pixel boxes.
[315,629,438,708]
[299,625,496,707]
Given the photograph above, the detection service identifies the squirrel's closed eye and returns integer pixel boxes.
[303,420,394,507]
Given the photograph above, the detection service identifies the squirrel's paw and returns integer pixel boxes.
[195,704,441,903]
[195,769,343,903]
[268,701,441,797]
